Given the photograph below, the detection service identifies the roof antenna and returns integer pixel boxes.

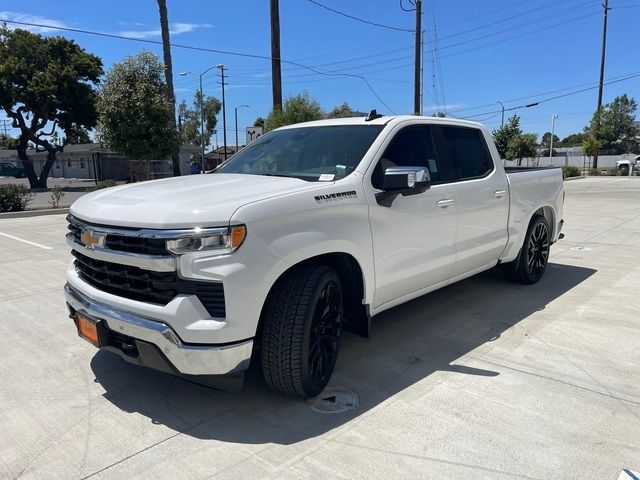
[365,109,383,122]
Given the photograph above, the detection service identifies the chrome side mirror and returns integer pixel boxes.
[376,166,431,207]
[382,167,431,194]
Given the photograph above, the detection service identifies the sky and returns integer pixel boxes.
[1,0,639,145]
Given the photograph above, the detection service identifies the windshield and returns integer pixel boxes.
[215,125,384,181]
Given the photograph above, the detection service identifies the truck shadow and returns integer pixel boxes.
[90,262,595,445]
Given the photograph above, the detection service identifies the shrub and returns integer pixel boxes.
[561,166,581,178]
[0,184,34,212]
[49,185,65,208]
[604,167,620,176]
[588,168,600,176]
[86,179,118,192]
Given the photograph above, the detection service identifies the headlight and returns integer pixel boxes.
[166,225,246,255]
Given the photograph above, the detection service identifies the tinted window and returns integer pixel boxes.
[216,125,384,181]
[440,126,492,180]
[372,126,442,189]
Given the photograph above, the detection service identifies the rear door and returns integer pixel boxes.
[433,125,509,277]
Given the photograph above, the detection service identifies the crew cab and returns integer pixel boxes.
[65,114,564,398]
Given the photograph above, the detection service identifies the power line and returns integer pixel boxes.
[306,0,414,32]
[1,19,397,114]
[457,71,640,120]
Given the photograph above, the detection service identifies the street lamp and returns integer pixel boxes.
[180,65,218,173]
[497,100,505,127]
[549,114,558,167]
[216,64,228,162]
[234,105,249,150]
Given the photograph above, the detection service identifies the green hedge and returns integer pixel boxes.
[0,184,34,212]
[561,166,581,178]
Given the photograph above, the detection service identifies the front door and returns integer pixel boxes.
[366,123,458,310]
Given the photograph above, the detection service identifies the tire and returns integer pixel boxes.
[502,215,551,284]
[620,165,630,176]
[260,264,343,398]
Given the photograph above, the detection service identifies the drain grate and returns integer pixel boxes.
[306,387,359,414]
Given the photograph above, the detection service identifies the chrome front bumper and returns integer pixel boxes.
[64,283,253,376]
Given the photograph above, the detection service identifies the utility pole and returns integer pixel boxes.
[234,105,249,149]
[270,0,283,111]
[593,0,610,169]
[217,64,228,161]
[413,0,422,115]
[549,114,558,166]
[0,119,10,136]
[497,100,505,127]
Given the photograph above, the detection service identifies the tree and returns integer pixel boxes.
[540,131,560,156]
[506,133,538,166]
[156,0,181,176]
[0,27,102,188]
[177,90,221,147]
[253,117,266,128]
[265,92,323,131]
[327,102,354,119]
[492,114,522,159]
[561,132,586,147]
[0,135,18,149]
[583,135,602,167]
[63,125,91,145]
[97,52,179,161]
[585,94,639,155]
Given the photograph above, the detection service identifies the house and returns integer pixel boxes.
[5,143,200,180]
[203,145,244,170]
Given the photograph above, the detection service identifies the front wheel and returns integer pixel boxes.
[503,215,551,284]
[260,264,343,398]
[620,165,630,176]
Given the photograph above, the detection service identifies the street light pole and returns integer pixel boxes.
[180,66,218,173]
[234,105,249,150]
[497,100,505,127]
[217,64,228,161]
[549,114,558,166]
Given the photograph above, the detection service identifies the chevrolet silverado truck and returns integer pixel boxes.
[65,114,564,398]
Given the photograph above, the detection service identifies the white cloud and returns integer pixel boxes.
[120,22,212,39]
[0,11,68,33]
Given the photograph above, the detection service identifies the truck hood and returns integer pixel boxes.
[70,173,318,228]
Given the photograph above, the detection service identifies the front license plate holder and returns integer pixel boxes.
[76,313,105,347]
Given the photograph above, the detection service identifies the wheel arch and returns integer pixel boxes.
[256,252,371,345]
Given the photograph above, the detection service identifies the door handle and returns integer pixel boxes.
[436,199,455,208]
[494,190,507,198]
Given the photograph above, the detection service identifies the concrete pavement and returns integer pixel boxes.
[0,177,639,479]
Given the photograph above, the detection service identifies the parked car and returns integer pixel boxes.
[0,161,25,178]
[64,114,565,398]
[616,156,640,176]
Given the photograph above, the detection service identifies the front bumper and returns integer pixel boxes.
[65,283,253,376]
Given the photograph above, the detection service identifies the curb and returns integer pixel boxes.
[0,207,70,219]
[564,176,586,181]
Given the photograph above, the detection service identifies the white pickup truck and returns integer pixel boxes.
[65,114,564,398]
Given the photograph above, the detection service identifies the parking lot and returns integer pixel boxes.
[0,177,638,479]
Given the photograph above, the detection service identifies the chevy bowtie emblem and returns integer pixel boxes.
[80,230,104,249]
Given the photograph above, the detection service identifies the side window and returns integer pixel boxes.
[439,126,493,180]
[371,125,441,189]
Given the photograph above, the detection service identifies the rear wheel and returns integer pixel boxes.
[260,264,343,398]
[503,215,551,284]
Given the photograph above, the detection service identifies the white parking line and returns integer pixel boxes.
[0,231,53,250]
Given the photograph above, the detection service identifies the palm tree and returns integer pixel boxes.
[156,0,181,176]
